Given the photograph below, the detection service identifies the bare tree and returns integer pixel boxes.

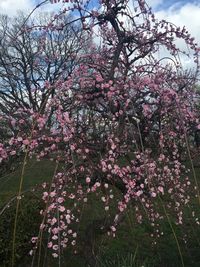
[0,12,89,116]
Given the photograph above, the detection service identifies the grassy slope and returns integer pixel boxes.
[0,160,200,267]
[0,159,57,205]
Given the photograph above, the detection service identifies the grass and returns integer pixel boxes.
[0,159,57,205]
[0,159,200,266]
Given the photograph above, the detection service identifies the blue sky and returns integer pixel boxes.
[0,0,199,70]
[0,0,200,47]
[21,0,200,12]
[0,0,199,15]
[152,0,198,10]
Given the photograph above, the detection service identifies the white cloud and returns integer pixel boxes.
[155,2,200,45]
[146,0,163,9]
[1,0,199,69]
[35,1,65,14]
[0,0,34,16]
[0,0,69,20]
[146,1,200,69]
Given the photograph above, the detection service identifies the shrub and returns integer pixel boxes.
[0,193,43,266]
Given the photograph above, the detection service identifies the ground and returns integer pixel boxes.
[0,159,200,267]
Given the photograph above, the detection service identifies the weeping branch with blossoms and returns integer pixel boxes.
[0,0,200,266]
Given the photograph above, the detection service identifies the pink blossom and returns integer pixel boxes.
[52,235,58,240]
[71,240,76,246]
[151,192,157,198]
[31,237,38,243]
[136,190,143,197]
[158,186,164,194]
[85,148,89,153]
[48,242,53,248]
[70,144,76,151]
[23,139,29,145]
[72,232,77,238]
[51,217,57,225]
[110,226,116,232]
[52,227,59,235]
[17,137,23,142]
[85,177,90,184]
[57,197,64,203]
[59,205,65,212]
[50,191,56,197]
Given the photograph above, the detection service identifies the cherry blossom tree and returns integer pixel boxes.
[0,0,200,266]
[0,11,91,175]
[0,12,90,132]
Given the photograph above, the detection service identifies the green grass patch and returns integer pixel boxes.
[0,161,199,266]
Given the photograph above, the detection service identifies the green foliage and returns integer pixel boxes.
[0,162,199,266]
[0,159,56,206]
[97,253,151,267]
[0,193,43,267]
